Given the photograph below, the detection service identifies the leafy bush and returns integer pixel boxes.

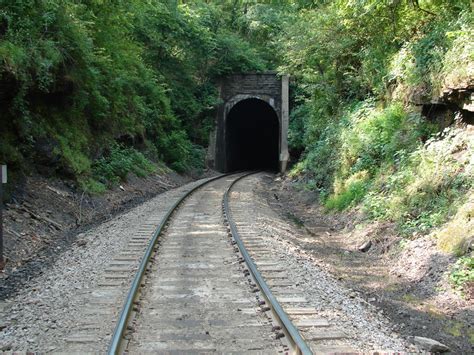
[0,1,268,180]
[361,125,473,235]
[339,103,435,176]
[80,178,107,195]
[157,131,205,174]
[92,144,155,187]
[389,9,473,100]
[282,1,472,232]
[293,96,472,239]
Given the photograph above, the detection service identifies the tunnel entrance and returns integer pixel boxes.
[225,98,279,172]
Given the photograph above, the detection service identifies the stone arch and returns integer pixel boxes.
[209,73,289,173]
[224,94,279,119]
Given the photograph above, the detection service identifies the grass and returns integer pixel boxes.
[80,178,107,195]
[325,171,369,211]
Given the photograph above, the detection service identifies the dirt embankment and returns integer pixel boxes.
[259,174,473,354]
[0,169,215,298]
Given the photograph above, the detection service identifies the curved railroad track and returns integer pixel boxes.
[107,172,317,354]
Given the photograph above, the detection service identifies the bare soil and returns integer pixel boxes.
[0,168,216,299]
[258,174,473,354]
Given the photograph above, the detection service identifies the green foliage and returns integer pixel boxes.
[80,178,106,195]
[157,130,205,173]
[0,0,268,180]
[288,103,308,153]
[292,97,472,237]
[92,144,155,187]
[450,256,474,296]
[363,126,473,235]
[1,0,472,240]
[281,0,472,238]
[339,103,420,175]
[325,178,368,211]
[389,10,473,100]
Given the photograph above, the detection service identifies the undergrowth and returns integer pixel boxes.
[0,1,267,180]
[450,256,474,296]
[291,100,473,253]
[81,144,156,194]
[285,2,473,262]
[437,196,474,256]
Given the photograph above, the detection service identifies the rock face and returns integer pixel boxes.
[410,336,450,353]
[440,85,474,113]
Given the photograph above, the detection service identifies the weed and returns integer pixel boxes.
[325,172,369,211]
[449,256,474,296]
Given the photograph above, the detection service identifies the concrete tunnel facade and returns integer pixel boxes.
[207,72,289,173]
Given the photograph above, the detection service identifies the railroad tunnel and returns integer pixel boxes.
[225,98,280,172]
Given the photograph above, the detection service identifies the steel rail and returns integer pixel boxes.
[223,172,313,355]
[107,172,236,355]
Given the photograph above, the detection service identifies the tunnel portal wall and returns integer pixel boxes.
[209,72,289,173]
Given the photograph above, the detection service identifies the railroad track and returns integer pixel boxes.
[81,171,364,354]
[101,172,317,354]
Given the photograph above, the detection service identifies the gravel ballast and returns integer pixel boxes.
[0,178,210,352]
[230,173,417,352]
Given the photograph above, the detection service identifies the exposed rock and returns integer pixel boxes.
[358,240,372,252]
[410,336,450,353]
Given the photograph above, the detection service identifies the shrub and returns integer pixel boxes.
[92,144,155,187]
[80,178,107,195]
[0,1,267,181]
[339,103,432,177]
[363,126,473,235]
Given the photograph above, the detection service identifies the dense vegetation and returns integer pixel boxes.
[266,0,473,293]
[1,1,473,279]
[0,0,266,190]
[274,1,473,257]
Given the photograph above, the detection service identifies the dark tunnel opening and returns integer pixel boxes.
[226,98,279,172]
